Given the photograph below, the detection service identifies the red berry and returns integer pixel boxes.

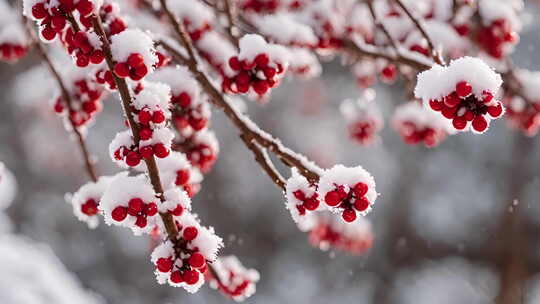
[444,93,461,108]
[353,182,368,197]
[177,92,191,107]
[90,50,104,64]
[138,109,152,125]
[253,80,269,95]
[254,53,269,68]
[452,116,467,130]
[156,257,173,272]
[128,53,145,68]
[324,190,342,207]
[241,60,256,70]
[263,67,276,79]
[76,54,89,67]
[139,128,153,141]
[188,252,206,268]
[152,111,166,124]
[482,91,494,103]
[429,99,443,111]
[128,198,144,215]
[464,110,475,121]
[488,103,503,118]
[140,145,154,159]
[442,106,457,119]
[381,64,396,81]
[189,117,207,131]
[76,0,94,16]
[154,143,169,158]
[170,271,183,283]
[32,3,48,19]
[175,169,190,185]
[472,115,488,132]
[82,101,97,114]
[145,202,158,216]
[135,215,147,228]
[114,62,130,78]
[111,206,128,221]
[134,65,148,78]
[126,151,141,167]
[81,198,98,215]
[51,16,66,32]
[235,71,251,85]
[354,197,370,212]
[342,209,357,222]
[229,56,241,70]
[183,226,198,241]
[304,198,319,211]
[41,26,57,41]
[237,82,250,93]
[171,205,184,216]
[456,81,472,98]
[292,190,305,201]
[182,270,199,285]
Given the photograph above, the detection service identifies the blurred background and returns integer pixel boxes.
[2,1,540,304]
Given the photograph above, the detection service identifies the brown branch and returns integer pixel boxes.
[90,14,179,239]
[23,16,98,182]
[222,0,240,48]
[240,134,286,190]
[393,0,444,65]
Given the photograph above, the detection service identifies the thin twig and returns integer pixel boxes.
[240,134,286,190]
[393,0,444,65]
[366,0,399,53]
[222,0,240,48]
[23,16,98,182]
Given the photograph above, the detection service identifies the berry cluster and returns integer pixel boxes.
[53,70,106,128]
[477,18,518,59]
[156,153,202,198]
[222,35,288,97]
[62,28,105,67]
[318,165,377,223]
[94,68,117,90]
[0,25,29,63]
[167,0,213,42]
[71,177,112,229]
[183,130,219,174]
[428,82,504,133]
[392,102,450,148]
[340,94,383,146]
[308,214,373,255]
[97,1,127,36]
[110,128,172,168]
[206,256,260,301]
[285,169,321,224]
[110,29,157,81]
[504,97,540,137]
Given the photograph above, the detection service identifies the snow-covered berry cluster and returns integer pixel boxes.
[0,24,29,63]
[151,212,223,292]
[287,48,321,79]
[207,256,260,301]
[285,165,377,225]
[111,29,157,81]
[94,68,117,90]
[318,165,377,223]
[415,57,504,134]
[156,152,203,198]
[352,60,397,89]
[167,0,213,41]
[392,102,452,148]
[476,0,521,60]
[97,0,127,36]
[307,214,373,255]
[340,91,383,146]
[61,28,104,67]
[503,70,540,136]
[53,67,106,128]
[182,130,219,174]
[99,173,159,235]
[222,34,289,98]
[70,176,113,228]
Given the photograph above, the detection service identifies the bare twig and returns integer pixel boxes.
[366,0,399,53]
[222,0,240,48]
[394,0,444,65]
[240,134,286,190]
[23,16,98,182]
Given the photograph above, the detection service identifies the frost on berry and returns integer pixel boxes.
[99,173,159,235]
[110,29,158,81]
[206,256,260,302]
[307,213,374,255]
[392,102,453,148]
[166,0,213,41]
[317,165,377,223]
[285,168,322,225]
[222,34,289,98]
[151,212,223,293]
[415,57,504,134]
[340,90,383,146]
[70,176,112,229]
[503,69,540,136]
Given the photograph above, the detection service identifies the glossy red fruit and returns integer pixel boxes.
[183,226,198,241]
[342,209,357,222]
[456,81,472,98]
[111,206,128,221]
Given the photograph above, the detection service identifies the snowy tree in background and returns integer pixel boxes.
[0,0,538,302]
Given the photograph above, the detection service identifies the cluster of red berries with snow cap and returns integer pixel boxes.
[96,0,127,36]
[110,29,157,81]
[352,60,397,89]
[415,57,504,134]
[194,31,237,75]
[183,130,219,174]
[167,0,213,41]
[222,34,289,97]
[206,256,260,301]
[476,0,521,60]
[61,28,105,67]
[0,23,30,63]
[109,127,174,168]
[305,0,346,51]
[502,70,540,136]
[287,48,321,79]
[94,68,117,90]
[160,188,192,218]
[307,213,373,255]
[151,212,223,292]
[24,0,98,42]
[53,68,106,127]
[318,164,377,223]
[392,102,452,148]
[70,176,112,229]
[156,152,203,198]
[99,173,159,235]
[340,90,383,146]
[285,169,321,224]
